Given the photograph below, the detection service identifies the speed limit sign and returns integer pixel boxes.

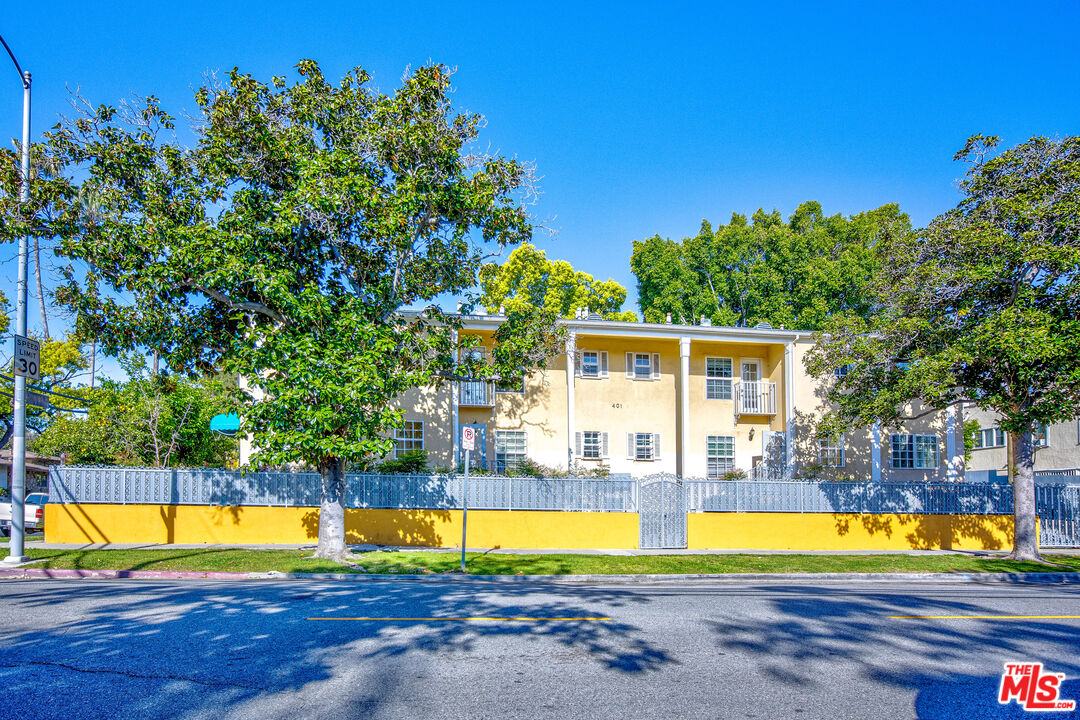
[462,426,475,451]
[13,335,40,382]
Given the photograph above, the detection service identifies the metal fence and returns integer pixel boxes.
[48,467,639,513]
[684,479,1016,515]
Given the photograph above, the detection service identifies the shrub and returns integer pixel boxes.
[377,449,428,474]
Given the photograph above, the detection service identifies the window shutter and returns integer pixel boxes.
[627,433,635,460]
[575,432,582,457]
[653,433,661,460]
[601,432,609,459]
[600,351,609,378]
[625,352,633,379]
[574,352,582,378]
[652,353,661,380]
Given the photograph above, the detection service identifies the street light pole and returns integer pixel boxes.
[1,34,31,564]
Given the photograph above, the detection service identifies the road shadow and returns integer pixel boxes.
[704,584,1080,718]
[0,579,673,719]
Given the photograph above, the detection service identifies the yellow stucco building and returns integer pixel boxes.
[248,312,967,483]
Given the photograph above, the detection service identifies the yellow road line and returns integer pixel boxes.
[891,615,1080,620]
[307,616,611,622]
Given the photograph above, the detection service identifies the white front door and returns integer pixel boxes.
[741,359,760,382]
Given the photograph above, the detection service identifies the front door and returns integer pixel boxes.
[460,424,487,471]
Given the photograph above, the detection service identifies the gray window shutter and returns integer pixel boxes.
[653,433,661,460]
[574,352,581,377]
[627,432,635,460]
[600,351,609,378]
[625,352,633,379]
[652,353,661,380]
[601,432,609,459]
[575,432,582,456]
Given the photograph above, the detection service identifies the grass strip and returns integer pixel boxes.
[10,548,1080,576]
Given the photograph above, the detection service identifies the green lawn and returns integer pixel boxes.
[7,548,1080,575]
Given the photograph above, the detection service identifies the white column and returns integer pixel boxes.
[451,328,459,469]
[566,330,576,472]
[783,341,796,477]
[945,404,961,481]
[679,337,691,477]
[871,422,882,483]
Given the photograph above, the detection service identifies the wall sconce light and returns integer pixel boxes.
[749,428,755,441]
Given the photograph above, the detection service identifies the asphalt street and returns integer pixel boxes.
[0,578,1078,719]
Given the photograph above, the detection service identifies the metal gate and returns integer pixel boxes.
[639,474,687,549]
[1037,485,1080,547]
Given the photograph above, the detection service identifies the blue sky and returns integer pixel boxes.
[1,1,1078,377]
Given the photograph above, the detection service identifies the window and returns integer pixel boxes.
[1034,424,1049,448]
[578,350,609,379]
[626,352,660,380]
[834,364,852,379]
[706,357,733,400]
[495,430,527,473]
[741,359,760,383]
[891,434,938,469]
[973,427,1005,449]
[818,435,845,467]
[495,375,525,393]
[627,432,660,461]
[576,431,609,460]
[394,421,424,457]
[706,435,735,478]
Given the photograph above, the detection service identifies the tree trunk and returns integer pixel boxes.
[1009,430,1042,562]
[34,237,49,339]
[89,341,97,390]
[315,456,348,560]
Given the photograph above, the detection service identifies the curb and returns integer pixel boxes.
[1,568,1079,584]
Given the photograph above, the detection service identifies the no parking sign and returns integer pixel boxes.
[462,426,475,451]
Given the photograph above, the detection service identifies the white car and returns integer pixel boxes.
[0,492,48,535]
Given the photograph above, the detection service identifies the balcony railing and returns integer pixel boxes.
[458,380,494,407]
[735,380,777,419]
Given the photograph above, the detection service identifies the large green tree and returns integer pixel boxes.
[4,62,563,559]
[479,242,637,320]
[31,357,236,467]
[806,135,1080,562]
[631,201,905,329]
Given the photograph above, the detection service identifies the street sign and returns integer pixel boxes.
[462,426,475,451]
[27,391,50,409]
[13,335,40,382]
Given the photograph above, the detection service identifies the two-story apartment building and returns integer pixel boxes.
[335,312,967,482]
[963,407,1080,480]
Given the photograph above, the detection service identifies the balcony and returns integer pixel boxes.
[735,380,777,419]
[458,380,494,407]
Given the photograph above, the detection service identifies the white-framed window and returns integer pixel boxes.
[394,421,424,457]
[626,432,660,461]
[495,375,525,393]
[818,435,845,467]
[740,359,761,382]
[973,427,1005,449]
[1034,424,1049,448]
[891,434,938,469]
[576,431,609,460]
[706,435,735,478]
[626,352,661,380]
[834,364,852,379]
[495,430,527,473]
[578,350,609,379]
[706,357,733,400]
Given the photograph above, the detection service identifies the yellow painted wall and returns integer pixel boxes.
[45,504,640,550]
[687,511,1018,551]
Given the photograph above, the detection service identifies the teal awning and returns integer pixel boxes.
[209,413,241,436]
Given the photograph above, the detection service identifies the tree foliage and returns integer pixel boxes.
[31,358,237,467]
[806,135,1080,561]
[3,61,563,558]
[479,243,637,320]
[631,201,907,329]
